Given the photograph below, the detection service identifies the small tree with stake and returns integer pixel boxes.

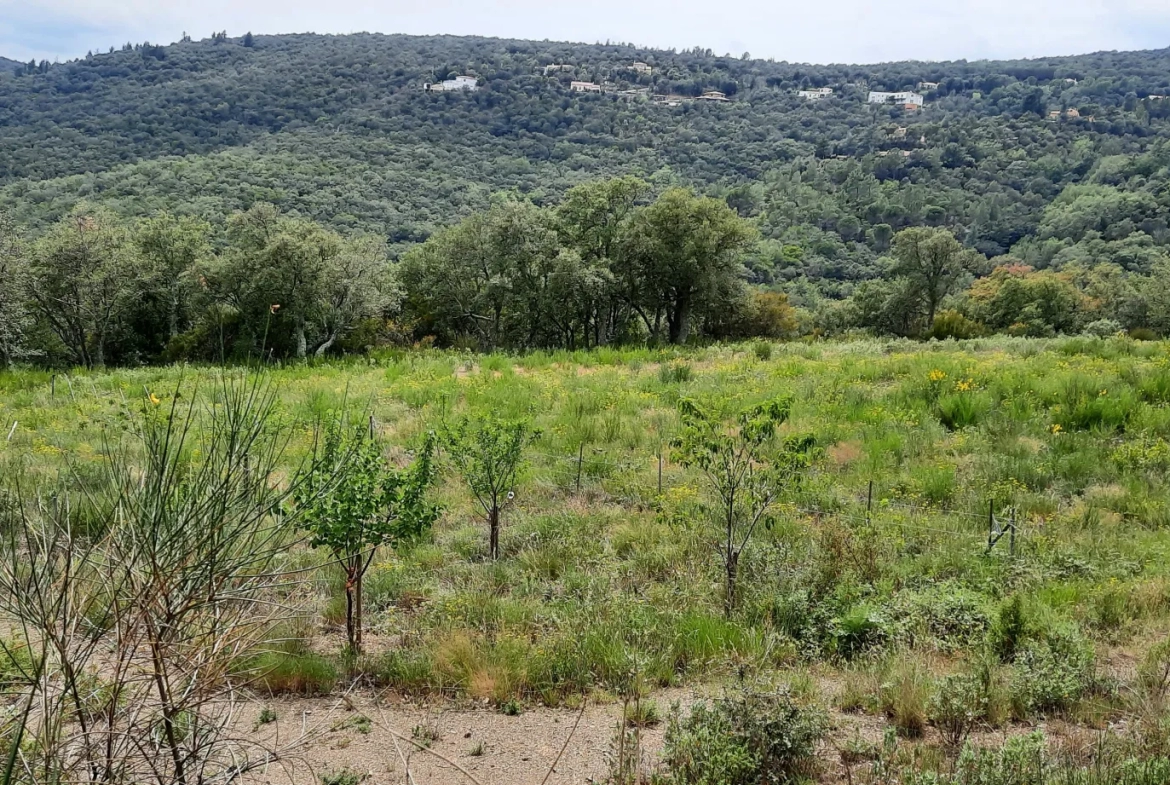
[442,415,533,560]
[673,397,809,616]
[298,420,439,654]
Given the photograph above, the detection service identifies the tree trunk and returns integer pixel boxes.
[344,560,360,654]
[314,329,340,357]
[724,550,740,618]
[169,291,180,341]
[669,293,693,345]
[489,505,500,560]
[295,316,307,359]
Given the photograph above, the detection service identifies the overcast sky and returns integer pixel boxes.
[3,0,1169,66]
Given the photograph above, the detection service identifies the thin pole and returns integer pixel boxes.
[866,480,874,526]
[50,374,56,399]
[658,452,663,496]
[369,415,376,440]
[1009,508,1016,557]
[987,499,995,553]
[576,443,584,494]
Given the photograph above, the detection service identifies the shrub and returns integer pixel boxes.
[929,673,985,748]
[1138,639,1170,703]
[248,650,338,696]
[833,603,887,659]
[936,391,989,430]
[752,341,774,361]
[1010,627,1094,716]
[879,658,932,738]
[929,310,987,340]
[661,689,827,785]
[1084,319,1123,338]
[659,362,693,384]
[988,594,1031,662]
[1130,327,1159,341]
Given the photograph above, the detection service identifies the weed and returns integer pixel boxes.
[319,768,367,785]
[661,688,826,784]
[879,657,933,738]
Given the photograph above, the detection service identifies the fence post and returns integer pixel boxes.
[1009,508,1016,557]
[369,415,376,440]
[50,374,56,400]
[576,443,585,494]
[657,452,663,496]
[987,499,995,553]
[866,480,874,526]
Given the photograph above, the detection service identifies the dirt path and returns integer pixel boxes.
[242,687,704,785]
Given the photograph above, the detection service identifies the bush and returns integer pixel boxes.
[929,310,987,340]
[661,689,827,785]
[879,658,932,738]
[659,362,693,384]
[929,673,985,748]
[1010,627,1094,716]
[936,392,989,430]
[248,650,338,696]
[1084,319,1123,338]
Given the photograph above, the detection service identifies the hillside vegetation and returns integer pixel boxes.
[3,34,1170,275]
[5,338,1170,781]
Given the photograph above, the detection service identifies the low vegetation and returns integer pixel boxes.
[3,336,1170,780]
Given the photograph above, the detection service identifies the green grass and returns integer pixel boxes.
[7,337,1170,733]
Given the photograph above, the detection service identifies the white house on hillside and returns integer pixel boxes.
[571,81,603,93]
[798,87,833,100]
[869,91,924,107]
[426,75,479,92]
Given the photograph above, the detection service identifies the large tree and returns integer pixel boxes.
[623,188,756,344]
[28,208,142,368]
[136,213,212,343]
[0,213,33,368]
[218,204,391,359]
[399,201,562,350]
[555,176,648,347]
[890,227,984,326]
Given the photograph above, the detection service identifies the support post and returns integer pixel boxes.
[576,443,585,494]
[866,480,874,526]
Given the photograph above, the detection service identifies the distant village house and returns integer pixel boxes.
[571,81,603,93]
[917,81,940,91]
[631,61,652,74]
[697,90,729,101]
[798,87,833,100]
[869,91,924,110]
[425,75,479,92]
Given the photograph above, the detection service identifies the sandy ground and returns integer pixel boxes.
[240,687,705,785]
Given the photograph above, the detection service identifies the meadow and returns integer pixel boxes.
[5,336,1170,783]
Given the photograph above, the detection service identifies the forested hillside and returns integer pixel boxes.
[4,33,1170,362]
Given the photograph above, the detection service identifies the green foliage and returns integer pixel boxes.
[1011,627,1095,716]
[319,767,366,785]
[661,689,827,785]
[441,414,535,559]
[673,397,808,614]
[929,673,986,747]
[298,419,439,652]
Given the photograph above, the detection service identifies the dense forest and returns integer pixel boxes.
[3,32,1170,363]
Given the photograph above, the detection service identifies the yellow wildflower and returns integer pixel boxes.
[149,393,161,406]
[928,369,946,382]
[1050,423,1063,434]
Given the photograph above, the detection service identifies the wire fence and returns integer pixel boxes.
[528,445,1028,554]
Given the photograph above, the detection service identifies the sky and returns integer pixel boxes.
[2,0,1169,66]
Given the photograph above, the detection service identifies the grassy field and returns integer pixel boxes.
[5,336,1170,780]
